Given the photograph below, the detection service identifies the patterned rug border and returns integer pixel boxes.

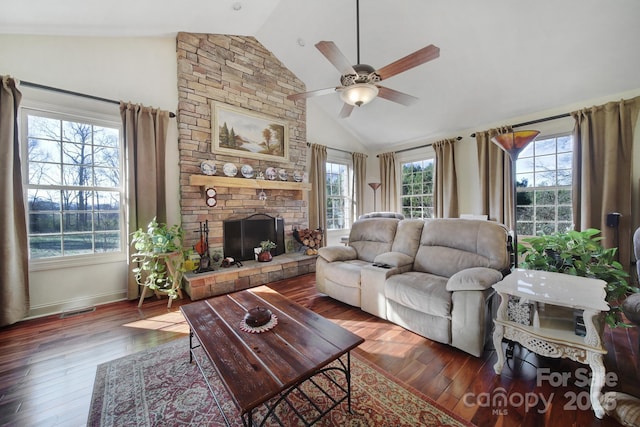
[351,348,475,427]
[89,336,476,427]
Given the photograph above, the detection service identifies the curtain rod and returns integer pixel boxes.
[376,136,462,157]
[469,112,570,138]
[20,80,176,118]
[306,142,353,155]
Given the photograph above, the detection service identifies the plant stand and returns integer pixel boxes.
[137,251,184,309]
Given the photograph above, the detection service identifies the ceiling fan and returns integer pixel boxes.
[287,0,440,118]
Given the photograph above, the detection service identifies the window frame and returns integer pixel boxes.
[399,149,436,219]
[515,132,573,236]
[20,101,126,271]
[325,159,353,231]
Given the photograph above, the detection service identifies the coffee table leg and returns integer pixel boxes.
[347,352,353,413]
[189,330,193,363]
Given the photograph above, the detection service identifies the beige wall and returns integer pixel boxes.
[0,35,180,317]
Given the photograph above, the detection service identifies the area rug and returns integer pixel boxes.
[88,337,473,427]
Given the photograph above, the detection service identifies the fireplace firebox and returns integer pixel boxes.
[223,214,285,261]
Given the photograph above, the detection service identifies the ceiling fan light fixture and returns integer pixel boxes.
[340,83,379,107]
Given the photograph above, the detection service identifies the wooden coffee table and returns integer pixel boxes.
[180,286,364,426]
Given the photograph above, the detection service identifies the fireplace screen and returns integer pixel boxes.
[223,214,285,261]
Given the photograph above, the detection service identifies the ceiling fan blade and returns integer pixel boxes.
[376,44,440,80]
[376,86,419,106]
[315,41,357,76]
[338,103,355,119]
[287,87,340,101]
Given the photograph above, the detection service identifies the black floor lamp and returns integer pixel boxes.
[490,130,540,268]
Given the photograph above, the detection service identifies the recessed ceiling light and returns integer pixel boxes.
[297,38,306,47]
[232,2,242,11]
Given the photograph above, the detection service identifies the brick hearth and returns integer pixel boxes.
[183,253,316,300]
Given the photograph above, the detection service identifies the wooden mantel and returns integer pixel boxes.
[189,175,311,196]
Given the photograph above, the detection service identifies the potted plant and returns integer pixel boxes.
[130,217,185,299]
[257,240,276,262]
[518,228,639,328]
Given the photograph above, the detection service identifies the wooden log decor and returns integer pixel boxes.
[293,228,323,255]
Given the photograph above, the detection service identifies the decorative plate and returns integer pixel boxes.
[278,169,288,181]
[240,164,254,178]
[223,163,238,177]
[239,314,278,333]
[200,161,216,176]
[265,167,277,180]
[293,171,303,182]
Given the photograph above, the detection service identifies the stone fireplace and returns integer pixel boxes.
[176,32,308,261]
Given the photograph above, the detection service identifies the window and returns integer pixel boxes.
[22,108,124,260]
[401,159,434,219]
[326,162,351,230]
[516,134,573,236]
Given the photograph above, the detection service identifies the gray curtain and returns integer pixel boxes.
[121,102,170,299]
[379,152,398,212]
[351,152,367,220]
[433,138,459,218]
[308,143,327,241]
[0,76,29,327]
[476,126,514,228]
[571,96,640,270]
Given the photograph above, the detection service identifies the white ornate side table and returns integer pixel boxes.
[492,269,609,418]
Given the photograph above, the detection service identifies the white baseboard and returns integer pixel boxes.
[27,291,128,320]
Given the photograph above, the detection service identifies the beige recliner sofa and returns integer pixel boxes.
[316,216,511,357]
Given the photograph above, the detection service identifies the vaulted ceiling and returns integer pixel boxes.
[3,0,640,150]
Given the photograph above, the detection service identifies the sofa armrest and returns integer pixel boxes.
[317,245,357,262]
[446,267,503,292]
[373,252,414,268]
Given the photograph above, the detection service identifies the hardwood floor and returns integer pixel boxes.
[0,273,637,426]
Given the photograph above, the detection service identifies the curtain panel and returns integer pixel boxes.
[571,96,640,270]
[351,152,367,220]
[379,152,398,212]
[0,76,29,326]
[475,126,514,228]
[120,102,170,299]
[308,143,327,242]
[433,138,459,218]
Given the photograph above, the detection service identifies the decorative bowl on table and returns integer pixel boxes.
[244,307,273,327]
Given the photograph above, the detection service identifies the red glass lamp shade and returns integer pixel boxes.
[491,130,540,159]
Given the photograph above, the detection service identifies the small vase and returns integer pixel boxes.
[257,251,272,262]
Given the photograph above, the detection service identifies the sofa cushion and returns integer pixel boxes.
[318,245,357,263]
[391,219,424,257]
[385,271,451,318]
[446,267,504,292]
[374,252,414,268]
[323,259,370,288]
[414,219,509,277]
[349,218,399,262]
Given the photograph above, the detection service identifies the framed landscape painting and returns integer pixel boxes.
[212,102,289,162]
